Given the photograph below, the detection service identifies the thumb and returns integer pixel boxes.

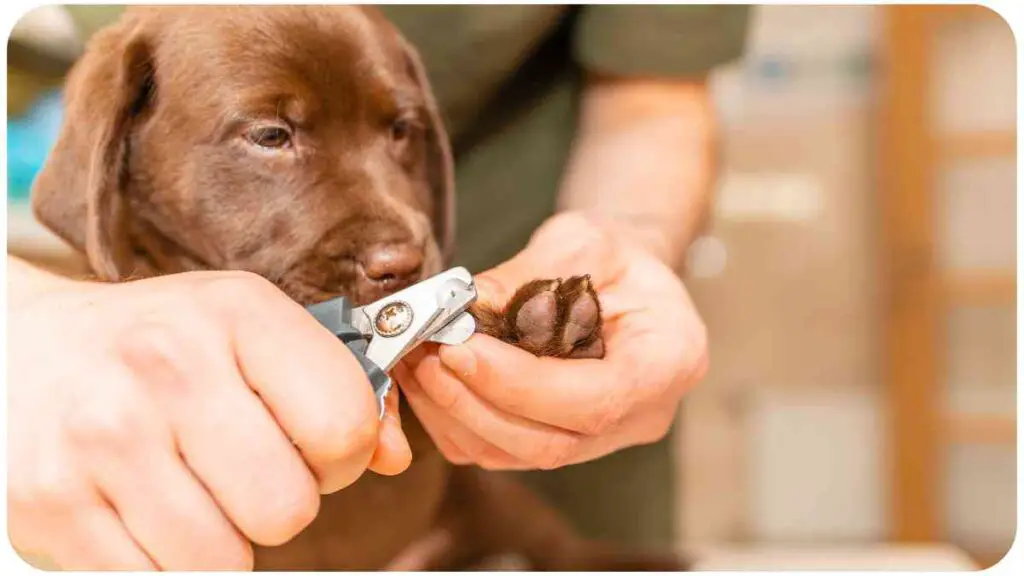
[473,213,625,308]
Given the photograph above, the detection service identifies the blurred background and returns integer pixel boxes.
[7,4,1016,571]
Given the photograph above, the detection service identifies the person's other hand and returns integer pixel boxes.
[8,267,408,570]
[396,212,708,469]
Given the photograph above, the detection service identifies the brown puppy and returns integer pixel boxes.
[31,6,682,571]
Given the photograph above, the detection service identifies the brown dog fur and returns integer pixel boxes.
[31,6,684,571]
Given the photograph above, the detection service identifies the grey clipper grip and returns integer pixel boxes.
[306,297,392,413]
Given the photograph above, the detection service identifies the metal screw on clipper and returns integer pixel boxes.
[305,267,478,419]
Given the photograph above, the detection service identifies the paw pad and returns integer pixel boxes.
[470,275,604,359]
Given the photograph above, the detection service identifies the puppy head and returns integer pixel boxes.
[32,6,454,305]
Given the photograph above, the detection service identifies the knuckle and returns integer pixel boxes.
[529,435,578,470]
[478,457,514,471]
[437,431,509,469]
[582,398,627,437]
[688,347,710,384]
[679,313,708,359]
[429,379,462,412]
[116,319,187,361]
[214,539,255,571]
[454,443,485,465]
[640,415,674,445]
[687,323,709,370]
[233,271,281,301]
[114,321,196,395]
[12,471,80,514]
[259,484,320,546]
[228,271,282,303]
[691,329,710,376]
[460,441,501,468]
[435,437,472,465]
[31,484,73,513]
[65,397,146,453]
[235,547,256,572]
[445,453,472,466]
[304,413,379,465]
[579,362,636,437]
[197,270,281,313]
[669,324,710,394]
[692,318,709,352]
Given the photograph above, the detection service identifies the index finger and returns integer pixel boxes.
[435,334,633,436]
[437,306,704,436]
[224,279,381,493]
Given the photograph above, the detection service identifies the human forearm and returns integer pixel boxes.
[556,75,718,268]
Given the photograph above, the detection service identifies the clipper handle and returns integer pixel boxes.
[306,297,393,414]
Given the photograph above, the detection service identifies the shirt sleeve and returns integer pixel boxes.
[572,5,751,77]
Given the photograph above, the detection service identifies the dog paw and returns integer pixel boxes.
[470,275,604,359]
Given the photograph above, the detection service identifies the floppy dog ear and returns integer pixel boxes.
[31,16,155,281]
[399,39,456,265]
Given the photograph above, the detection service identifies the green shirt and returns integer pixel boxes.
[53,5,749,271]
[380,5,750,271]
[46,5,750,547]
[380,6,750,547]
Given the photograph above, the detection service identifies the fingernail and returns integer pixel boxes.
[473,275,507,303]
[440,345,477,378]
[373,417,412,476]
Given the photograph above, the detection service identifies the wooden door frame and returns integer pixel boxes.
[877,4,943,543]
[877,3,1015,548]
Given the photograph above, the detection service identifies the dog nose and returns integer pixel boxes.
[357,242,424,289]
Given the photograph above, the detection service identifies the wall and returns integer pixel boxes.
[676,5,1016,562]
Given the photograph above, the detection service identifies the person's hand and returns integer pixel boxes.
[8,264,410,570]
[395,212,708,469]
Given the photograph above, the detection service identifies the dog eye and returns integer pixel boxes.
[246,125,292,149]
[390,119,413,142]
[391,116,426,143]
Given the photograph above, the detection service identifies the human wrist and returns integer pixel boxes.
[614,218,680,266]
[557,210,685,269]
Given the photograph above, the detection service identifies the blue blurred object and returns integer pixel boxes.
[757,55,789,81]
[8,90,64,203]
